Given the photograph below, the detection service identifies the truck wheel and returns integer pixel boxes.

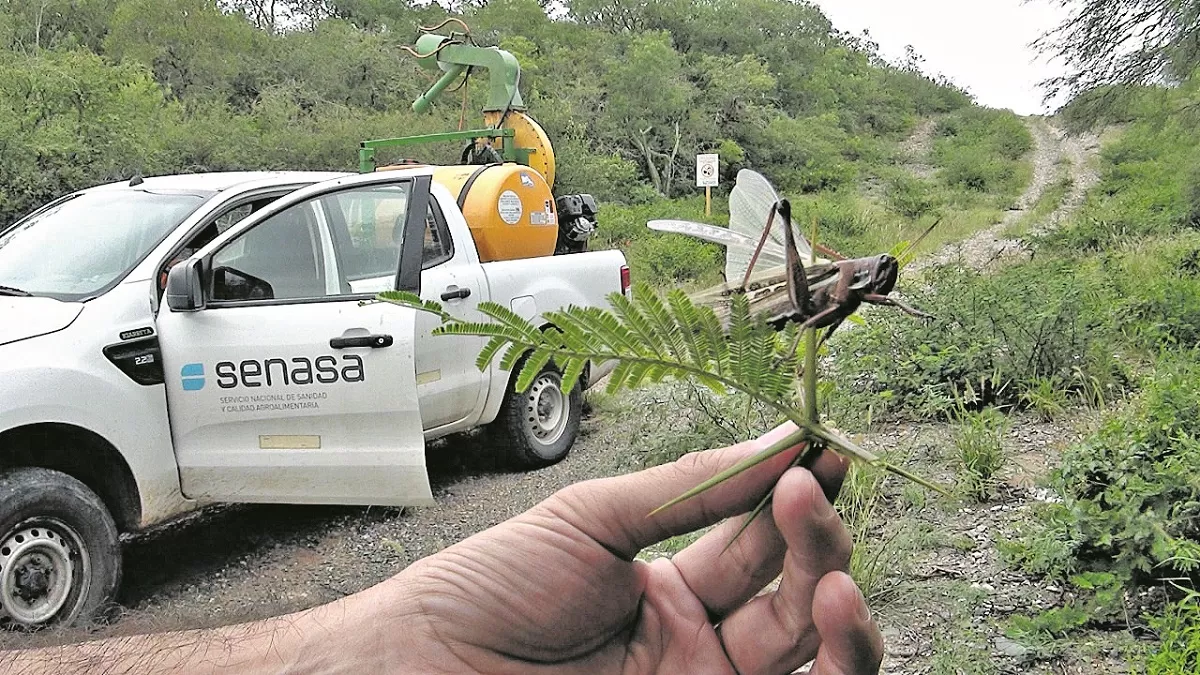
[0,468,121,630]
[493,364,582,469]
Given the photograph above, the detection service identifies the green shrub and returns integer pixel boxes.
[885,173,938,219]
[931,107,1033,205]
[1045,358,1200,580]
[591,197,725,287]
[747,112,859,193]
[826,259,1124,423]
[1005,572,1125,644]
[998,502,1083,579]
[634,234,722,285]
[554,139,654,205]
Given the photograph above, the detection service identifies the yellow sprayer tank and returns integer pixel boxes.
[431,164,559,262]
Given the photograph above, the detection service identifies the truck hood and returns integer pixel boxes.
[0,297,84,346]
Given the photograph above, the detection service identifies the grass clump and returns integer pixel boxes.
[951,405,1007,502]
[1147,593,1200,674]
[835,456,930,606]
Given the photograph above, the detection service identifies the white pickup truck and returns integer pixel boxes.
[0,167,627,628]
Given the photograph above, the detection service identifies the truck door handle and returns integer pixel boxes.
[330,334,393,349]
[440,286,471,301]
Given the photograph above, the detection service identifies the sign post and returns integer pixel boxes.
[696,153,719,217]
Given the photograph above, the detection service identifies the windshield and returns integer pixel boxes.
[0,189,210,301]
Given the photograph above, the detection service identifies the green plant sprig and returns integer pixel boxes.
[378,282,948,548]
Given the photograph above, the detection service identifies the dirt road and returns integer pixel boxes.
[914,116,1102,272]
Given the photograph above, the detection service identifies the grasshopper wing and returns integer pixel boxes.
[729,170,825,279]
[647,219,787,269]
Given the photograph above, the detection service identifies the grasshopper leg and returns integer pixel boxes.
[862,293,933,319]
[799,305,842,330]
[741,202,780,292]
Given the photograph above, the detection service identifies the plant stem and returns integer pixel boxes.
[805,327,818,422]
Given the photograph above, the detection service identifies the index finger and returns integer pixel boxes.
[545,422,808,560]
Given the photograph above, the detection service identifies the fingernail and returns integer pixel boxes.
[856,585,872,622]
[809,473,835,520]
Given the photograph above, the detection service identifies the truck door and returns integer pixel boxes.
[156,174,436,507]
[412,199,488,430]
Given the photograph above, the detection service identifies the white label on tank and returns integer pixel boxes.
[498,190,523,225]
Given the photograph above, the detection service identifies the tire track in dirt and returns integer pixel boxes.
[913,116,1100,273]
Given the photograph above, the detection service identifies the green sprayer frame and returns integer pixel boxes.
[358,128,529,173]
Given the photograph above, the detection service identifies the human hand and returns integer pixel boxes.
[1,422,883,675]
[374,421,883,674]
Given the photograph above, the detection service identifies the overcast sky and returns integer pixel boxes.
[811,0,1073,115]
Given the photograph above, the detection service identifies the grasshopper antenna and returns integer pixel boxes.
[894,217,942,267]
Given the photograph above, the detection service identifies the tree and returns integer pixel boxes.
[0,49,176,223]
[104,0,263,101]
[600,31,694,198]
[1035,0,1200,100]
[0,0,116,52]
[219,0,339,32]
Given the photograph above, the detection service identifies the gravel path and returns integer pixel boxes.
[913,117,1102,273]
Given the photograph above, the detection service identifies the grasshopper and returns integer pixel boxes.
[649,169,935,343]
[646,169,943,548]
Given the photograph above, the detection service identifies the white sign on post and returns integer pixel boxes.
[696,153,719,187]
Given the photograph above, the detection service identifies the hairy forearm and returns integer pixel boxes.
[0,578,421,675]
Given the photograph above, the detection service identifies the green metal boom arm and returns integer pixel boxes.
[410,34,524,114]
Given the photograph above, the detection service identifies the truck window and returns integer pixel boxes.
[324,184,412,283]
[421,202,453,269]
[0,189,208,301]
[157,196,282,293]
[208,183,416,302]
[210,202,333,301]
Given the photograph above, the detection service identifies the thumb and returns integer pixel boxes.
[545,422,810,560]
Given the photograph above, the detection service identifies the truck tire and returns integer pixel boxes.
[492,362,582,470]
[0,467,121,629]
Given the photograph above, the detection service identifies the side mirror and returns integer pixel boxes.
[165,259,205,312]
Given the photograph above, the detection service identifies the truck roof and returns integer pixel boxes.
[86,171,355,194]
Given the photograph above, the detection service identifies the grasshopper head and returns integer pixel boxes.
[872,254,900,295]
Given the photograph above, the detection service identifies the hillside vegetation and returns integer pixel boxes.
[0,0,1071,668]
[0,0,1028,285]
